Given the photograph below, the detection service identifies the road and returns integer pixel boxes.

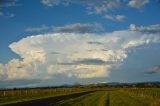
[2,91,95,106]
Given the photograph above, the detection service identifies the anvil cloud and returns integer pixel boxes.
[0,24,160,83]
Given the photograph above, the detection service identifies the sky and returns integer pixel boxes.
[0,0,160,88]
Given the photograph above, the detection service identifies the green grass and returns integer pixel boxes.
[0,88,87,105]
[110,91,149,106]
[119,88,160,106]
[56,88,160,106]
[0,88,160,106]
[57,91,109,106]
[0,92,64,105]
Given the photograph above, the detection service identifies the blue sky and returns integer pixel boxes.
[0,0,160,88]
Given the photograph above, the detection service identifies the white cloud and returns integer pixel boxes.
[0,24,160,83]
[0,0,18,8]
[6,59,30,80]
[105,14,125,22]
[41,0,58,6]
[53,23,103,33]
[89,0,121,14]
[144,65,160,74]
[41,0,121,14]
[0,12,15,17]
[115,15,125,21]
[128,0,149,9]
[105,15,115,21]
[40,0,153,23]
[75,64,110,78]
[0,0,19,18]
[129,24,137,31]
[25,25,49,33]
[129,24,160,33]
[0,64,6,79]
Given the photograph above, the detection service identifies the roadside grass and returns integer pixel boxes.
[57,91,108,106]
[0,89,87,105]
[110,91,149,106]
[119,88,160,106]
[0,92,63,105]
[56,88,160,106]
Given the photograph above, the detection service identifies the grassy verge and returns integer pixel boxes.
[57,91,108,106]
[0,89,87,105]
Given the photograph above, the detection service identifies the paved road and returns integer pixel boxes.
[2,91,95,106]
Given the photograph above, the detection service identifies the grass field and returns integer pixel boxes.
[57,88,160,106]
[0,88,160,106]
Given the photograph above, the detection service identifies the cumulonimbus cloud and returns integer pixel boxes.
[0,24,160,85]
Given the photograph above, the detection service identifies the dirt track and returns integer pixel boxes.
[2,91,95,106]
